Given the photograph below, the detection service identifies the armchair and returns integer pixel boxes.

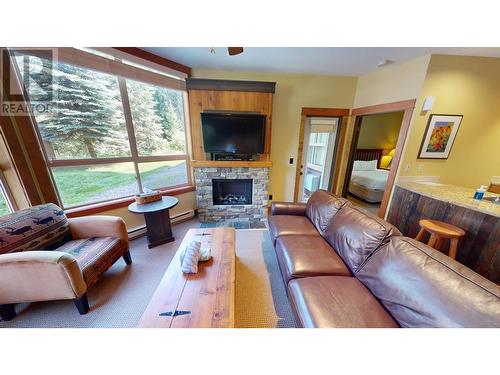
[0,203,131,321]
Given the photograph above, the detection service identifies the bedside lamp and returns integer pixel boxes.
[380,148,396,169]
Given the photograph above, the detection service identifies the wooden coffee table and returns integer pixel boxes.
[137,227,236,328]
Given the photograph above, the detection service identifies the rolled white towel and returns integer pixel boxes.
[199,247,212,261]
[180,240,201,273]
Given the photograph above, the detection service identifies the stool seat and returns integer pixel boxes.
[415,219,465,260]
[418,219,465,238]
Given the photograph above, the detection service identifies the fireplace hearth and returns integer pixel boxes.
[194,167,268,223]
[212,179,253,205]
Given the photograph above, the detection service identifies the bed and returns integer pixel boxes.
[348,149,390,203]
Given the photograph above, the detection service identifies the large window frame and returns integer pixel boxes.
[11,48,192,210]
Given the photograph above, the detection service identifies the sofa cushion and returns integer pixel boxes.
[275,236,351,284]
[0,203,71,255]
[268,215,320,244]
[356,237,500,328]
[288,276,398,328]
[57,236,126,288]
[305,190,349,235]
[323,205,401,274]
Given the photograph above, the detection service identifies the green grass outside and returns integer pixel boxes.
[53,160,187,207]
[0,194,10,216]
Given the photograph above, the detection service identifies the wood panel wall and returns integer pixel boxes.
[187,90,274,161]
[387,186,500,284]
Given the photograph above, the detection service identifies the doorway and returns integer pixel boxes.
[344,111,404,215]
[342,100,416,218]
[299,117,340,202]
[293,108,350,202]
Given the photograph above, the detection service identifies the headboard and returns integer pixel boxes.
[354,149,383,169]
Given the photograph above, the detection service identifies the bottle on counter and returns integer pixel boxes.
[473,185,488,200]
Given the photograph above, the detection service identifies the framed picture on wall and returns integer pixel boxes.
[418,114,463,159]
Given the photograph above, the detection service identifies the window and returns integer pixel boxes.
[307,132,329,167]
[13,51,190,208]
[0,171,16,216]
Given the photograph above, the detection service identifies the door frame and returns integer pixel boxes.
[294,107,350,202]
[342,99,416,218]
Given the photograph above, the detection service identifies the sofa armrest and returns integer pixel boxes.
[0,251,87,304]
[271,201,307,216]
[68,216,129,248]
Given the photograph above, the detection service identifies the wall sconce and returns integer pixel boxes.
[422,96,435,112]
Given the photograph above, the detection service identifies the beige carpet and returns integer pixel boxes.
[0,218,295,328]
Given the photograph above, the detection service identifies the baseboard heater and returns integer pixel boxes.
[127,209,196,240]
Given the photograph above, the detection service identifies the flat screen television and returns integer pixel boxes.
[200,112,266,154]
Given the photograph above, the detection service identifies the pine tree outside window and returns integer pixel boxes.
[12,51,190,208]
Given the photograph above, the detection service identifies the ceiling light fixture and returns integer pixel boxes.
[377,59,395,67]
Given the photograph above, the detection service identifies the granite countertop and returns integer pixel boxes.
[396,181,500,217]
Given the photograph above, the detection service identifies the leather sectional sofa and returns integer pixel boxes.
[269,190,500,328]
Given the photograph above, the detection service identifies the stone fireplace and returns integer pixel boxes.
[212,178,253,206]
[194,167,269,223]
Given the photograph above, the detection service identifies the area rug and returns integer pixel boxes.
[233,229,296,328]
[0,219,295,328]
[200,220,267,229]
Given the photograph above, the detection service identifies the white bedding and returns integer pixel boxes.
[350,169,389,190]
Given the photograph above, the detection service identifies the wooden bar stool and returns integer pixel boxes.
[415,219,466,259]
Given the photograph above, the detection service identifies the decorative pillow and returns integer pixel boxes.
[353,159,378,171]
[0,203,71,255]
[379,155,393,169]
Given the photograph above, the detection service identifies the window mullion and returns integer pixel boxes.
[118,77,143,193]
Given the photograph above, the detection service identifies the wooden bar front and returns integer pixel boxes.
[387,185,500,283]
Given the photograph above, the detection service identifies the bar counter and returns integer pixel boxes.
[387,181,500,283]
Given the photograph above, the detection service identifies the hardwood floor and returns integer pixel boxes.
[347,193,380,215]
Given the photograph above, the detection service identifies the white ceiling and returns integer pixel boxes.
[143,47,500,76]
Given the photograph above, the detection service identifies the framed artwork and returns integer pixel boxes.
[418,114,463,159]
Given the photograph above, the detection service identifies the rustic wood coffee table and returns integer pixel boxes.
[138,227,236,328]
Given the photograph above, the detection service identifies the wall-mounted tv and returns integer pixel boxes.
[201,112,266,154]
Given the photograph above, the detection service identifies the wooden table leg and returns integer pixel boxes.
[144,209,175,249]
[449,237,459,260]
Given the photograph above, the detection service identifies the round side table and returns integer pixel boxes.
[128,196,179,249]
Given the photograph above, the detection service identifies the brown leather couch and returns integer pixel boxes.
[269,190,500,328]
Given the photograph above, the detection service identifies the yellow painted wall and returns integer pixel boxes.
[334,55,431,195]
[399,54,500,188]
[357,112,404,149]
[192,69,358,201]
[353,55,431,108]
[88,191,196,231]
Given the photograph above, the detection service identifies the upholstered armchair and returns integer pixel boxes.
[0,203,131,321]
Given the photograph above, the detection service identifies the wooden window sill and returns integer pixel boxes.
[65,185,195,218]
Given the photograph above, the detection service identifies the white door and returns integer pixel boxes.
[299,117,339,202]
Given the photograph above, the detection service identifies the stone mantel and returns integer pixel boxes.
[193,166,269,223]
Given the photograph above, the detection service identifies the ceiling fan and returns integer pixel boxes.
[210,47,244,56]
[228,47,244,56]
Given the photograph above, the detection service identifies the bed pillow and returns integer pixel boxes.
[353,159,377,171]
[379,155,393,169]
